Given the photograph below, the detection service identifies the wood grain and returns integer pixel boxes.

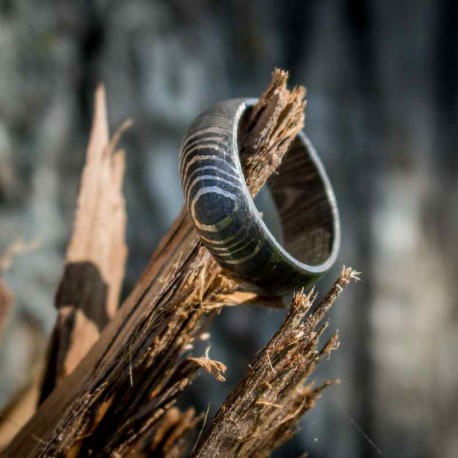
[39,85,129,403]
[3,69,305,457]
[193,267,360,457]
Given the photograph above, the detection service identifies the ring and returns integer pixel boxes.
[179,99,340,295]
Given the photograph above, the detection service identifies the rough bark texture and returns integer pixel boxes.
[193,267,359,457]
[39,85,128,403]
[3,69,306,457]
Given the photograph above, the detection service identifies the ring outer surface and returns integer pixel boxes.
[179,98,340,296]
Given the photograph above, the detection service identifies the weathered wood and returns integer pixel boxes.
[4,69,305,457]
[0,280,12,347]
[39,85,129,403]
[193,267,360,457]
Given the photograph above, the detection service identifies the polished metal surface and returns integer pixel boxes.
[180,98,340,295]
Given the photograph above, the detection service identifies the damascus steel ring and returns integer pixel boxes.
[179,99,340,295]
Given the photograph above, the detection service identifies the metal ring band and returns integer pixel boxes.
[179,98,340,295]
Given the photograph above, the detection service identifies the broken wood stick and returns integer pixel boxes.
[192,267,360,457]
[4,69,305,456]
[39,85,129,403]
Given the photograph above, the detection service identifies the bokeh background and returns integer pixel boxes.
[0,1,457,457]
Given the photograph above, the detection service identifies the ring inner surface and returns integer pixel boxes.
[267,136,336,266]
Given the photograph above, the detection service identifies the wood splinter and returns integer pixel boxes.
[4,69,356,458]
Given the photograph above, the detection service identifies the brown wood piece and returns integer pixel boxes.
[39,86,129,403]
[4,69,306,457]
[192,267,360,457]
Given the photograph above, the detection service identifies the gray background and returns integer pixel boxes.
[0,1,457,457]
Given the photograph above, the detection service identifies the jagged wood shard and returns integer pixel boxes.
[4,69,332,457]
[192,267,360,457]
